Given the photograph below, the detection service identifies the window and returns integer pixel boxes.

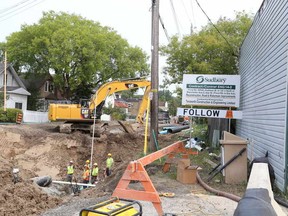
[44,81,49,92]
[45,81,54,93]
[49,84,54,92]
[15,102,22,110]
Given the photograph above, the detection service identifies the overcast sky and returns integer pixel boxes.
[0,0,263,51]
[0,0,263,90]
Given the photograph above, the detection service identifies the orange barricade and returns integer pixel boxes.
[16,113,23,124]
[112,140,198,216]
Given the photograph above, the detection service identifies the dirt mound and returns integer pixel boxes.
[0,121,176,215]
[0,181,61,215]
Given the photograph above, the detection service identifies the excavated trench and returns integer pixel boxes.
[0,121,152,215]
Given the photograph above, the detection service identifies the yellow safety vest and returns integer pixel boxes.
[67,165,74,175]
[92,167,99,176]
[106,158,114,168]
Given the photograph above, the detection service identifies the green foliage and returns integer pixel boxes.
[1,11,150,99]
[157,87,182,116]
[0,108,22,122]
[160,11,253,85]
[118,89,139,99]
[182,123,208,143]
[103,105,127,121]
[70,81,94,102]
[192,123,208,142]
[27,87,41,111]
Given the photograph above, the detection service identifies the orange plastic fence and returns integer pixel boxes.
[112,140,198,215]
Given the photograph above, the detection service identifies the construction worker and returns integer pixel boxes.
[66,161,74,182]
[91,163,99,184]
[106,153,114,177]
[85,159,91,170]
[82,165,90,188]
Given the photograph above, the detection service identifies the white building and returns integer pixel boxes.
[0,63,30,111]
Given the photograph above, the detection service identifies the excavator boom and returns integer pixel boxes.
[48,78,151,134]
[89,79,151,111]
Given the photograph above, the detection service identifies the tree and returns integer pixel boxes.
[160,11,253,85]
[26,87,41,111]
[1,11,149,99]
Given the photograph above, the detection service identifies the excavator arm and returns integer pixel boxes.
[48,78,151,128]
[136,84,151,124]
[89,79,151,123]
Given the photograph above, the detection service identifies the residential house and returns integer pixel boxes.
[0,63,30,111]
[236,0,288,191]
[21,73,65,111]
[125,98,142,119]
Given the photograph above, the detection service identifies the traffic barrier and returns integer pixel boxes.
[16,112,23,124]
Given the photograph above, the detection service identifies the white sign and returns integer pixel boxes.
[182,74,241,107]
[177,108,242,119]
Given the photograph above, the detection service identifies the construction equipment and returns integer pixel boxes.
[48,78,151,135]
[79,197,142,216]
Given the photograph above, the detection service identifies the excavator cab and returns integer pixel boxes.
[79,197,142,216]
[79,99,91,119]
[80,99,90,108]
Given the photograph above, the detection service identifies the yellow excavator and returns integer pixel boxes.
[48,78,151,135]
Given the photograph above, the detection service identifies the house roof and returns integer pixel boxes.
[115,100,129,108]
[0,63,27,89]
[20,73,52,89]
[0,86,31,96]
[125,98,141,102]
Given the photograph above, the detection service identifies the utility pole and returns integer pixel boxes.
[4,51,7,112]
[150,0,159,152]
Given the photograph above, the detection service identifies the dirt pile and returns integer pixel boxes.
[0,121,175,215]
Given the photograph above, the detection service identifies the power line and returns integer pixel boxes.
[169,0,181,36]
[0,0,31,14]
[159,15,170,43]
[190,0,196,31]
[195,0,237,56]
[0,0,46,23]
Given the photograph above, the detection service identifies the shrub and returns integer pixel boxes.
[103,106,127,121]
[0,108,23,123]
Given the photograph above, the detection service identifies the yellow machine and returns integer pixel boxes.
[79,197,142,216]
[48,78,151,134]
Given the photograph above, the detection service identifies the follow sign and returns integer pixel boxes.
[177,108,242,119]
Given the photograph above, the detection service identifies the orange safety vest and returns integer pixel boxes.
[83,170,90,181]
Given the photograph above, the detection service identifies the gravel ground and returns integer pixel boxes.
[40,173,288,216]
[41,193,238,216]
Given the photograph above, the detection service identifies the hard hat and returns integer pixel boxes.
[69,161,73,163]
[84,164,89,169]
[108,153,112,156]
[86,160,90,163]
[94,163,98,166]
